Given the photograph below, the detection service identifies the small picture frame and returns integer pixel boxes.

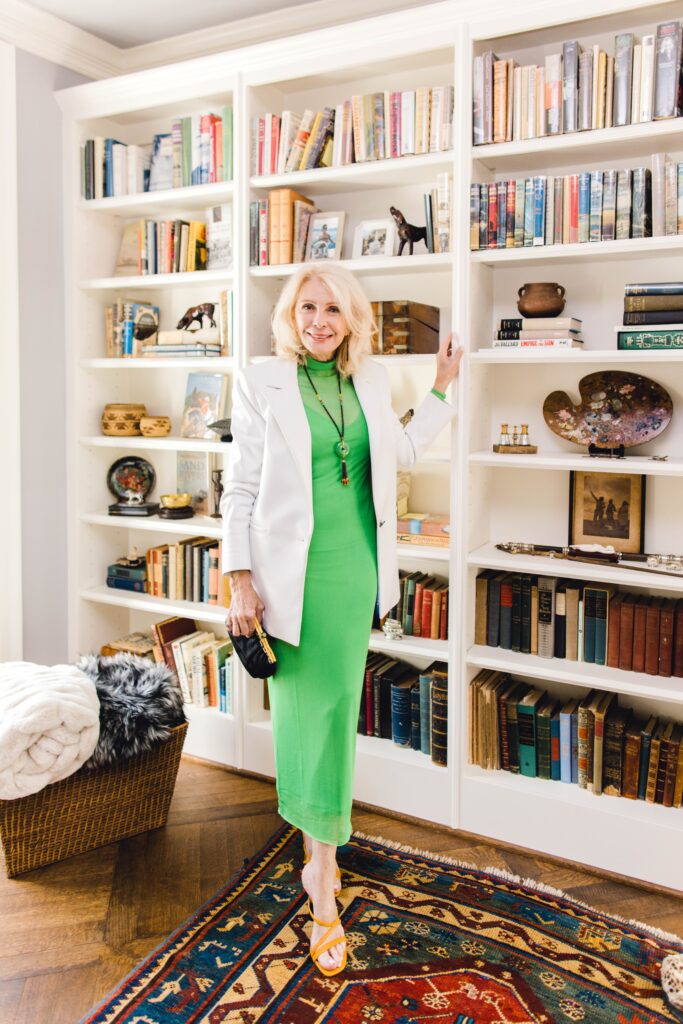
[353,219,397,259]
[305,212,345,261]
[568,470,646,555]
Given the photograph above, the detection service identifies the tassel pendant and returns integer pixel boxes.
[341,459,349,485]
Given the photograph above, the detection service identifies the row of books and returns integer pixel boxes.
[150,616,233,710]
[475,570,683,677]
[622,279,683,326]
[114,205,232,277]
[380,569,449,640]
[81,108,234,199]
[358,654,448,765]
[469,161,680,251]
[104,291,234,359]
[473,21,683,145]
[469,670,683,808]
[106,537,231,606]
[251,87,455,177]
[396,512,450,548]
[492,315,583,348]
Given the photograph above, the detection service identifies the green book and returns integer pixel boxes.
[618,329,683,348]
[222,105,233,181]
[536,697,559,780]
[517,689,545,778]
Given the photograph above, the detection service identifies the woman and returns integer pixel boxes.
[222,263,462,976]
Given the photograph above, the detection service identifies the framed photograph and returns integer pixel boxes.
[352,219,397,259]
[180,372,229,439]
[568,470,646,555]
[305,212,345,261]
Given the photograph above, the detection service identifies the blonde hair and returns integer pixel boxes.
[271,263,376,378]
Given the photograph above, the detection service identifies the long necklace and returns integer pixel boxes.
[302,363,350,486]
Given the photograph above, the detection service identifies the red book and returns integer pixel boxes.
[413,577,434,637]
[487,183,498,249]
[618,596,635,671]
[439,587,448,641]
[421,588,434,638]
[659,599,676,677]
[569,173,579,242]
[271,116,280,174]
[645,596,663,675]
[505,179,516,247]
[632,595,648,674]
[673,599,683,677]
[606,592,624,668]
[257,116,265,176]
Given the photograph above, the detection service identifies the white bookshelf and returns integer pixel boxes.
[57,0,683,889]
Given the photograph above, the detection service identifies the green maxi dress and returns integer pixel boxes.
[267,353,378,847]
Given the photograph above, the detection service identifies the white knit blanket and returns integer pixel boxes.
[0,661,100,799]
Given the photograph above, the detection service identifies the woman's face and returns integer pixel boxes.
[294,277,348,361]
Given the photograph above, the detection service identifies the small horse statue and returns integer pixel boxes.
[390,206,428,255]
[177,302,217,331]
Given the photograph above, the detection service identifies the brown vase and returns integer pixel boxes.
[517,282,566,318]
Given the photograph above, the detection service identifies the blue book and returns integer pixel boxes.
[419,673,432,754]
[391,679,414,747]
[532,175,546,245]
[497,181,507,247]
[594,585,616,666]
[560,697,578,782]
[583,587,597,663]
[550,710,561,781]
[638,715,657,799]
[523,178,534,246]
[569,704,581,782]
[410,684,421,750]
[104,138,115,197]
[517,690,544,777]
[218,664,225,713]
[578,171,590,242]
[202,549,210,604]
[106,575,146,592]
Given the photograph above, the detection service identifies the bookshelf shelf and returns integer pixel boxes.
[466,645,683,705]
[80,435,228,454]
[81,357,235,370]
[397,543,450,562]
[251,253,453,278]
[81,512,223,538]
[471,349,683,364]
[467,542,683,593]
[79,181,235,217]
[81,585,228,623]
[471,235,683,267]
[368,629,448,660]
[81,269,234,291]
[472,115,683,173]
[468,451,683,476]
[250,151,454,193]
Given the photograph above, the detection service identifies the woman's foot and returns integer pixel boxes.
[303,833,341,894]
[301,860,346,974]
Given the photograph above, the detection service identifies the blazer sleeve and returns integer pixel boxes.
[220,370,265,574]
[378,364,456,467]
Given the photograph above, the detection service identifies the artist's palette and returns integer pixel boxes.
[543,371,672,449]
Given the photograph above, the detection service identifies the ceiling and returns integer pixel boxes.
[21,0,328,47]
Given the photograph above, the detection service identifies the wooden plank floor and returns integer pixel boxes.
[2,756,682,1024]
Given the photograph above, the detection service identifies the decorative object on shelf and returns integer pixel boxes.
[496,540,683,577]
[106,456,159,517]
[569,470,645,555]
[371,299,440,354]
[208,418,233,441]
[101,402,147,436]
[493,422,537,453]
[390,205,427,255]
[180,372,230,439]
[227,618,277,678]
[352,219,398,258]
[543,370,673,456]
[177,302,217,331]
[177,451,212,515]
[517,283,566,318]
[304,212,345,260]
[158,493,194,519]
[381,617,404,640]
[211,468,224,519]
[139,415,172,437]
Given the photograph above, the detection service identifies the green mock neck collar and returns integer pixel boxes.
[304,353,338,373]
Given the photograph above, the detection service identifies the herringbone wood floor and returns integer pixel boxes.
[2,757,682,1024]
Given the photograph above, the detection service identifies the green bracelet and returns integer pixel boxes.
[431,387,446,401]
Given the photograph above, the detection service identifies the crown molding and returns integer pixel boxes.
[0,0,120,78]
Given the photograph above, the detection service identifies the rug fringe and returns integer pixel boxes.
[351,829,683,947]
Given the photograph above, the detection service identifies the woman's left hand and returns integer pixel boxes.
[433,332,464,393]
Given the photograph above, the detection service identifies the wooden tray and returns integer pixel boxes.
[492,444,538,454]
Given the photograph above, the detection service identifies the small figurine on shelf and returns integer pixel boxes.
[498,423,511,446]
[177,302,217,331]
[389,206,428,256]
[519,424,530,446]
[211,468,224,519]
[492,422,537,454]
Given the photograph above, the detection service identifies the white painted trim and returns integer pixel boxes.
[0,42,23,660]
[0,0,119,78]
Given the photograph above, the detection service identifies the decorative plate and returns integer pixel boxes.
[106,456,156,501]
[543,371,673,449]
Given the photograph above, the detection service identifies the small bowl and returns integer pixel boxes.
[139,415,171,437]
[160,492,192,509]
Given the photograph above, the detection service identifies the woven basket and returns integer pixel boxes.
[0,722,187,877]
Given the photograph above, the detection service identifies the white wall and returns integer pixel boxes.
[16,50,90,663]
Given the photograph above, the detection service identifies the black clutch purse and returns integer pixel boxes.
[228,618,278,678]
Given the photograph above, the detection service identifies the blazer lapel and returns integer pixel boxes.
[262,359,312,503]
[352,363,389,521]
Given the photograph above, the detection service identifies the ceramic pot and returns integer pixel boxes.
[517,282,566,318]
[101,403,147,436]
[139,415,172,437]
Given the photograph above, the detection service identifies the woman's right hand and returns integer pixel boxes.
[225,570,265,637]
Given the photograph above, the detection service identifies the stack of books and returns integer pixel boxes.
[115,218,208,276]
[619,280,683,335]
[381,569,449,640]
[493,316,583,348]
[358,654,448,766]
[144,538,230,606]
[150,616,233,710]
[473,20,683,145]
[252,86,454,176]
[469,670,683,807]
[396,512,450,547]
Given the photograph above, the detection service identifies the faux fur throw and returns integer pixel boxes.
[0,661,100,799]
[77,653,186,768]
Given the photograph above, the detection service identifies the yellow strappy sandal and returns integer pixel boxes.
[307,900,347,977]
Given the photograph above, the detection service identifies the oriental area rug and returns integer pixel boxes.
[80,824,683,1024]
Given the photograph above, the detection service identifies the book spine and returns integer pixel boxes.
[601,169,617,241]
[624,309,683,325]
[419,674,431,754]
[536,577,555,658]
[532,176,546,245]
[594,588,610,666]
[615,168,632,240]
[578,50,593,130]
[536,712,552,780]
[578,171,590,243]
[577,698,592,789]
[631,167,652,239]
[654,21,683,119]
[506,700,520,773]
[589,170,603,242]
[618,329,683,348]
[517,705,537,777]
[583,587,597,663]
[391,683,412,747]
[562,41,579,132]
[560,710,573,782]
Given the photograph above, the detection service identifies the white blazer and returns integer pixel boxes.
[220,356,456,645]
